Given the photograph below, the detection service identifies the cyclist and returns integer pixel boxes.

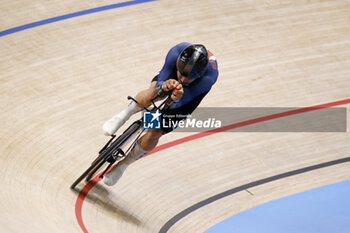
[102,42,219,186]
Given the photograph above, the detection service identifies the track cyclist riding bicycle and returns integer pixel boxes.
[102,42,219,186]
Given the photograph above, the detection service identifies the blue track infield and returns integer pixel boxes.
[205,179,350,233]
[0,0,156,37]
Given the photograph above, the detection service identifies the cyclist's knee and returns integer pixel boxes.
[144,129,162,144]
[145,129,163,140]
[146,81,157,99]
[139,129,162,151]
[137,82,157,102]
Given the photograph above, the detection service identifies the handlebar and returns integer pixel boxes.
[155,95,174,112]
[127,92,174,113]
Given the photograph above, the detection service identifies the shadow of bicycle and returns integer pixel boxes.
[72,180,142,226]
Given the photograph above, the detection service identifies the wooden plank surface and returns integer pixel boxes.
[0,0,349,232]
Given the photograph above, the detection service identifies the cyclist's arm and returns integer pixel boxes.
[155,43,190,88]
[172,71,217,109]
[134,80,183,108]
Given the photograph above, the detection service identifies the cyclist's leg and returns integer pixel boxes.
[134,81,157,108]
[102,81,157,136]
[138,128,162,151]
[103,128,162,186]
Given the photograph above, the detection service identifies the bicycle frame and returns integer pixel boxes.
[70,95,173,189]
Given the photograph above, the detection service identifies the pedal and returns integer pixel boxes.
[107,148,125,163]
[99,149,125,178]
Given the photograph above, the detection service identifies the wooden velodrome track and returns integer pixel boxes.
[1,0,349,232]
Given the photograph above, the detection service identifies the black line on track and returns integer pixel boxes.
[159,156,350,233]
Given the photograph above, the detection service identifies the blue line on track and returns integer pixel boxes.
[0,0,156,37]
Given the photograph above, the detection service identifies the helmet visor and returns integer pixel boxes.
[177,44,208,79]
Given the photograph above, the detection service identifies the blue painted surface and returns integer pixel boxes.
[205,179,350,233]
[0,0,156,37]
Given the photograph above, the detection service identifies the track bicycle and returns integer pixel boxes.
[70,94,173,189]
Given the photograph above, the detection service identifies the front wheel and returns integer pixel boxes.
[70,154,105,189]
[85,158,107,182]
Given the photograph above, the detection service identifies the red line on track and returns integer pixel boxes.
[75,98,349,232]
[75,177,101,233]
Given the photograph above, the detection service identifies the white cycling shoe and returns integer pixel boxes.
[102,101,142,136]
[103,163,128,186]
[102,113,126,136]
[103,141,148,186]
